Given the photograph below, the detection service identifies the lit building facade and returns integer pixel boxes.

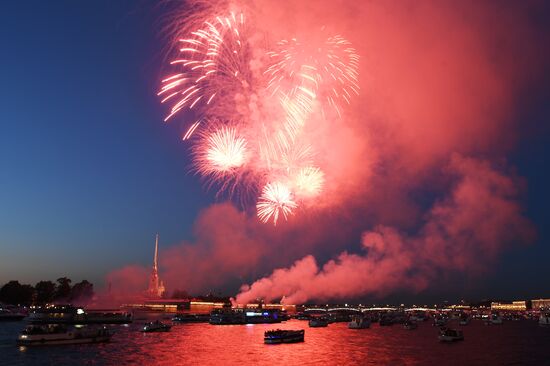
[490,301,528,311]
[532,299,550,309]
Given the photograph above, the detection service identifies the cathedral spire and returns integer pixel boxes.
[146,233,165,298]
[154,233,159,272]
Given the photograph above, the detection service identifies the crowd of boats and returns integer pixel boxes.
[1,303,549,346]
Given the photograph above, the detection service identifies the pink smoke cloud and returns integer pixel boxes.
[104,1,547,302]
[235,154,536,304]
[100,265,150,305]
[160,203,266,293]
[103,203,268,299]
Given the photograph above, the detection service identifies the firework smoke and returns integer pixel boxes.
[236,155,537,304]
[123,0,548,306]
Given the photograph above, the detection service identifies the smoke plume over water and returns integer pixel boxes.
[105,0,547,303]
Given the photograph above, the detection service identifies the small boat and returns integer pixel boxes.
[264,329,304,344]
[403,320,418,330]
[433,317,447,327]
[409,313,427,322]
[379,317,393,326]
[485,314,503,325]
[348,316,370,329]
[308,317,328,327]
[438,327,464,342]
[141,320,171,332]
[539,312,550,327]
[0,308,26,321]
[17,324,113,346]
[391,316,406,325]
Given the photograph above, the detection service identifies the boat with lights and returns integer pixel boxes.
[539,312,550,326]
[17,324,113,346]
[309,317,329,327]
[348,316,370,329]
[141,320,171,332]
[0,308,26,321]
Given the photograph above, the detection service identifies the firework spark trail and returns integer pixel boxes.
[158,11,250,124]
[159,8,359,225]
[266,35,360,120]
[183,120,201,140]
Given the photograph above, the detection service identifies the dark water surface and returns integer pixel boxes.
[1,319,549,365]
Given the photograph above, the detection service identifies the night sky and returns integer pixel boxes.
[1,0,549,303]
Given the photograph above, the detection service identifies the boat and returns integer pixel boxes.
[0,308,26,321]
[459,316,470,326]
[379,317,393,326]
[403,320,418,330]
[485,314,503,325]
[28,305,80,324]
[172,313,210,323]
[209,309,246,325]
[438,327,464,342]
[348,316,370,329]
[141,320,171,332]
[264,329,305,344]
[328,312,352,323]
[308,317,329,327]
[391,315,407,324]
[28,305,132,324]
[244,309,284,324]
[83,309,133,324]
[17,324,113,346]
[432,317,447,327]
[409,313,427,322]
[539,312,550,326]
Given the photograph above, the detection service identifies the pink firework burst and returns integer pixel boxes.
[159,7,360,225]
[159,11,251,124]
[293,166,325,199]
[195,125,248,176]
[256,182,298,225]
[265,34,359,119]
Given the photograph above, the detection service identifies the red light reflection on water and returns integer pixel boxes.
[106,320,417,365]
[12,320,550,365]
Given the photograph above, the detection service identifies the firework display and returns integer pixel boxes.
[159,9,359,225]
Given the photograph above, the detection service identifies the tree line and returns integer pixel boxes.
[0,277,94,306]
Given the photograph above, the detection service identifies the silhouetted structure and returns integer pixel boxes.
[145,234,165,298]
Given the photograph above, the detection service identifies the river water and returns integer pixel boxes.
[1,318,549,365]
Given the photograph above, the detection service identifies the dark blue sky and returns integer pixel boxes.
[0,1,211,284]
[0,1,549,301]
